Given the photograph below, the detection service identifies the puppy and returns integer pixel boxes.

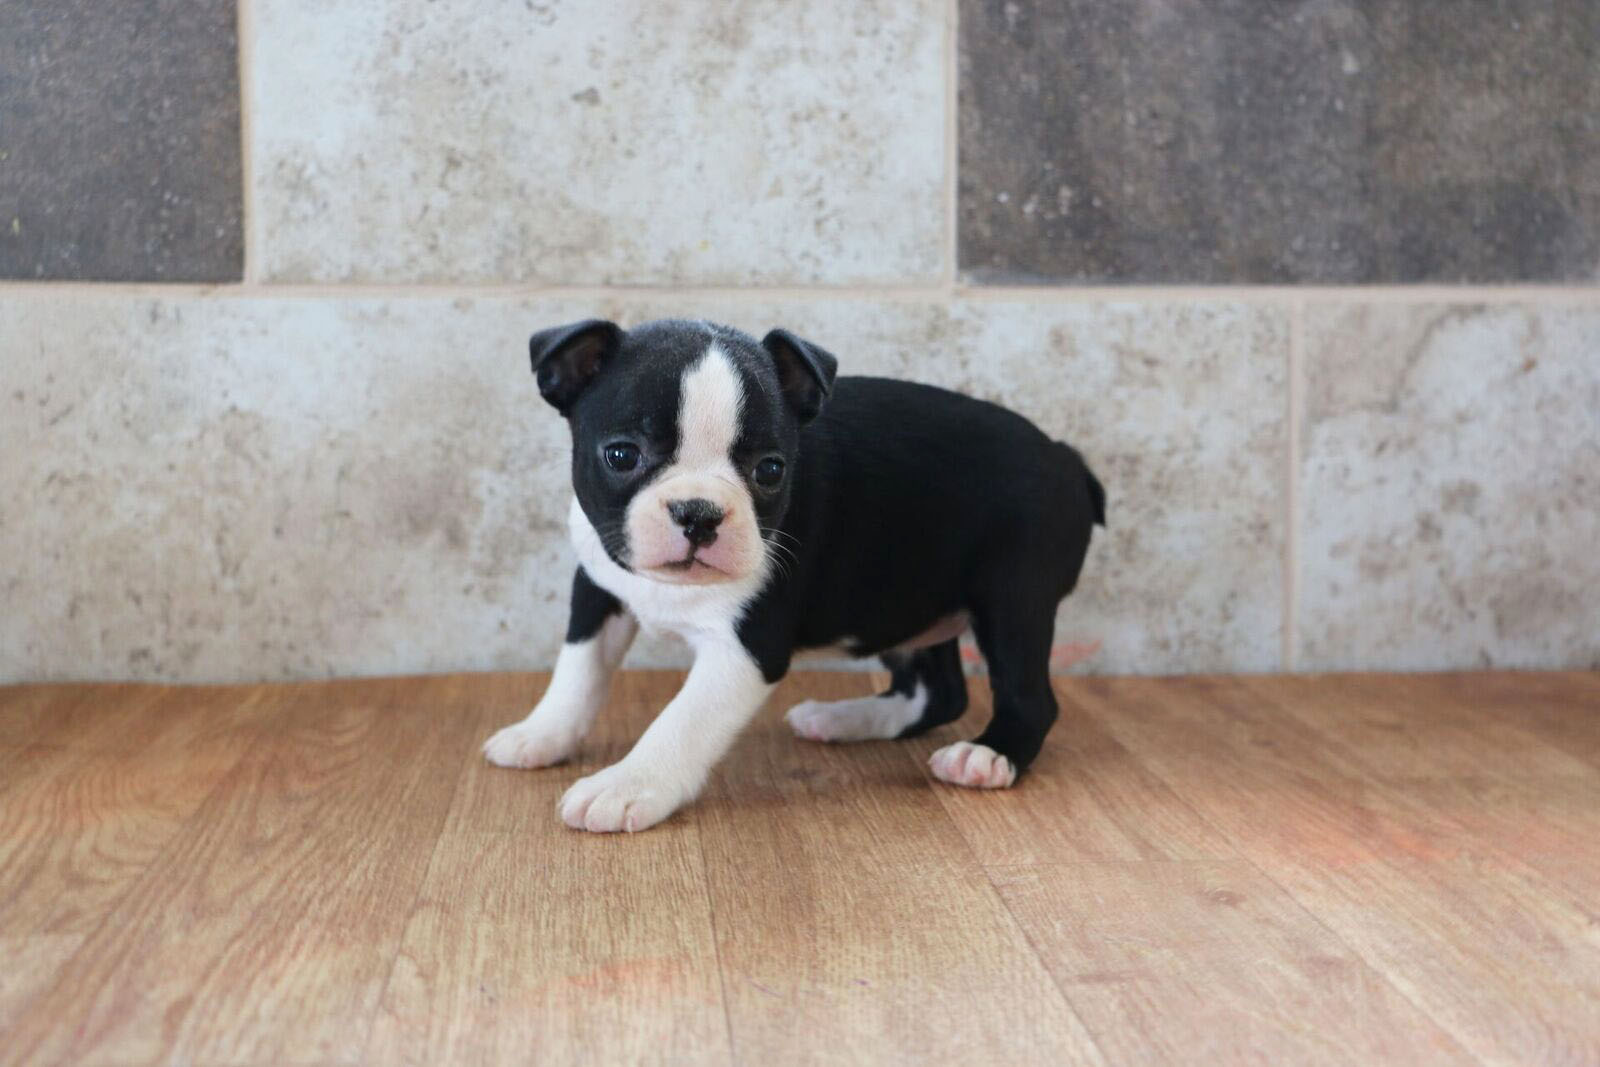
[485,319,1104,832]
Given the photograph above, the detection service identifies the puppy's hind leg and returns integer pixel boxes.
[786,640,968,743]
[928,604,1056,790]
[893,639,969,738]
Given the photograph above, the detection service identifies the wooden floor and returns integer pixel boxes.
[2,671,1599,1065]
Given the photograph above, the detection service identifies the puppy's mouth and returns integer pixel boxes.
[645,552,736,583]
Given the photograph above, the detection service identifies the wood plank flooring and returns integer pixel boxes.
[1,670,1597,1065]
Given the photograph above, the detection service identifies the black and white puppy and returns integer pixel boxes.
[485,319,1105,832]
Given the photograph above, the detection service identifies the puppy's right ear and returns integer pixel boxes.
[529,319,623,414]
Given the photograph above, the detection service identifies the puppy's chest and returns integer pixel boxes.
[603,570,751,637]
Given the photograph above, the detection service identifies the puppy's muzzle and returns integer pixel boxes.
[667,498,725,548]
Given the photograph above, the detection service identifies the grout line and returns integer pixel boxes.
[235,0,258,285]
[1283,298,1305,672]
[1,280,1598,303]
[950,283,1600,304]
[942,0,959,293]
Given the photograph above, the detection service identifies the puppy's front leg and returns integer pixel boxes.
[484,568,636,769]
[559,641,774,833]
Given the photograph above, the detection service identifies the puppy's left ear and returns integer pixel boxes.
[530,319,623,414]
[761,329,839,423]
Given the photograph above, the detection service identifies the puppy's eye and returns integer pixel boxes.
[753,457,785,488]
[603,442,641,473]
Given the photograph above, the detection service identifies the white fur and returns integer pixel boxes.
[929,741,1017,789]
[484,611,638,768]
[674,342,744,470]
[786,683,927,742]
[560,639,774,832]
[624,344,763,582]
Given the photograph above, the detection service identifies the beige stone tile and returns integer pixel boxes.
[249,0,943,284]
[1298,302,1600,670]
[3,295,574,681]
[1,294,1284,681]
[940,302,1289,674]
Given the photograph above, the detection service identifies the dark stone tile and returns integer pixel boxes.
[960,1,1600,283]
[0,0,242,281]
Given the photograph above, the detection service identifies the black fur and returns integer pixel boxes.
[565,566,621,643]
[883,640,970,738]
[735,375,1101,772]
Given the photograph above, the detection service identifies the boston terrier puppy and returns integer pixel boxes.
[485,319,1105,832]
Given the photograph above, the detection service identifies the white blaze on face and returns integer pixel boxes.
[675,343,743,471]
[626,343,764,584]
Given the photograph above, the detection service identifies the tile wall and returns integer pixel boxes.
[2,1,1595,680]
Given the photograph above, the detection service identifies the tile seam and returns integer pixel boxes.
[943,0,959,293]
[1283,298,1306,671]
[2,282,1598,303]
[235,0,257,285]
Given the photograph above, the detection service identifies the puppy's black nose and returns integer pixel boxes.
[667,498,724,548]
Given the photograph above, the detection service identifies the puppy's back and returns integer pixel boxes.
[807,376,1101,525]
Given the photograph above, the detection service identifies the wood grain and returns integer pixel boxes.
[0,684,162,750]
[1238,672,1600,923]
[905,682,1233,864]
[1075,675,1600,1066]
[368,671,732,1065]
[1,670,1598,1066]
[0,687,266,1033]
[3,677,470,1065]
[701,673,1106,1065]
[1368,671,1600,775]
[990,861,1468,1065]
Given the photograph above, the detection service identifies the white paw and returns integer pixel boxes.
[786,687,926,743]
[559,763,683,833]
[929,742,1017,789]
[483,719,580,769]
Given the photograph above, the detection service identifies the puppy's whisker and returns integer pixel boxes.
[759,534,798,563]
[761,540,798,583]
[760,527,802,550]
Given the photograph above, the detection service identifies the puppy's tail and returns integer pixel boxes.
[1058,442,1107,527]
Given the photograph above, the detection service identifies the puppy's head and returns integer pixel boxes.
[531,318,836,586]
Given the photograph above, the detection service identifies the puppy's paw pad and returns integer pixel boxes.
[785,695,917,743]
[482,721,577,769]
[929,741,1016,789]
[559,766,679,833]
